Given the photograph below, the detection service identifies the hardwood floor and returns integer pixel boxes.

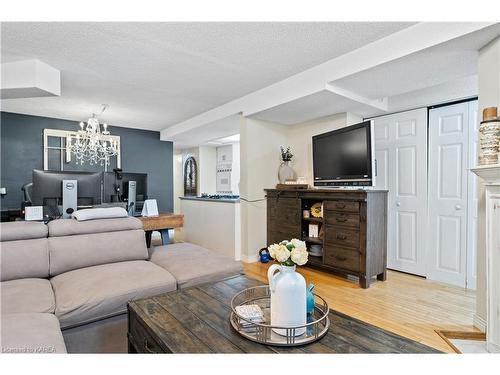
[243,261,478,353]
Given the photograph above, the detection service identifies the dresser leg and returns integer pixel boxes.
[359,276,369,289]
[377,271,387,281]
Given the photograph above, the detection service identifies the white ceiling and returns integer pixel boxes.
[250,90,379,124]
[0,22,414,131]
[333,24,500,99]
[251,24,500,125]
[171,114,241,149]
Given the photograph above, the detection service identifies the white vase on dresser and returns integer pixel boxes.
[472,164,500,353]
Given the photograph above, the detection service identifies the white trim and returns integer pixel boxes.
[487,342,500,353]
[233,202,241,261]
[473,314,487,333]
[43,128,121,171]
[325,83,388,112]
[240,254,260,263]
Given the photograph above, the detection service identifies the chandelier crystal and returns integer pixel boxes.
[67,106,118,166]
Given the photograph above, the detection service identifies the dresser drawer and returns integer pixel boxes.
[324,247,360,272]
[325,212,360,228]
[324,225,359,249]
[324,200,359,213]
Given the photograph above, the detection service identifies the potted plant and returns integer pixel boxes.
[278,146,296,183]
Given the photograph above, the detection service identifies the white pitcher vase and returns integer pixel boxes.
[278,161,296,184]
[267,264,307,336]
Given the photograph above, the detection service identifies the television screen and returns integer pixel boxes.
[312,121,372,185]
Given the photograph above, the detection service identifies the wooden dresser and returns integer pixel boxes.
[265,188,388,288]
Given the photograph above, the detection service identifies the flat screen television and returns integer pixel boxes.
[312,121,374,187]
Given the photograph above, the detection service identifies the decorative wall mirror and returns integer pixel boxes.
[43,128,121,172]
[184,156,198,196]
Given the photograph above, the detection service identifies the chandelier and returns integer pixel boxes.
[67,105,118,166]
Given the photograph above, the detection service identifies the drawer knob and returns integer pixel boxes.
[336,203,346,209]
[335,255,347,261]
[336,234,347,240]
[336,216,347,222]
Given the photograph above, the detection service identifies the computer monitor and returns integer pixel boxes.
[121,173,147,215]
[102,172,148,203]
[121,173,147,201]
[32,170,103,207]
[103,171,121,203]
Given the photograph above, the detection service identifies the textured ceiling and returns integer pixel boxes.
[250,25,499,126]
[333,24,500,99]
[251,90,379,125]
[0,22,414,131]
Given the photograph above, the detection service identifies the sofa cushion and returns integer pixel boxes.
[1,278,55,314]
[0,238,49,281]
[149,242,243,289]
[48,217,142,237]
[0,313,67,353]
[0,221,48,242]
[48,229,148,276]
[51,260,176,328]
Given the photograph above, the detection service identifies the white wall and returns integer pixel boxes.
[232,142,240,195]
[176,146,217,199]
[475,36,500,330]
[173,150,184,241]
[198,146,217,194]
[287,113,362,185]
[180,199,241,260]
[239,116,289,262]
[239,112,361,261]
[175,112,372,261]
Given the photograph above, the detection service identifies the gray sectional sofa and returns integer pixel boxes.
[0,217,243,353]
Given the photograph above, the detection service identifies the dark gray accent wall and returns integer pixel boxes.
[0,112,173,212]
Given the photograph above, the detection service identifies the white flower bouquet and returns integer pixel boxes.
[267,239,308,266]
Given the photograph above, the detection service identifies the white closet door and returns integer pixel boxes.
[428,103,469,287]
[373,108,428,276]
[466,101,479,289]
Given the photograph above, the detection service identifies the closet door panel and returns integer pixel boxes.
[373,108,427,276]
[428,103,469,287]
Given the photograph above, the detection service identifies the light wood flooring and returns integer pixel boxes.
[243,261,478,353]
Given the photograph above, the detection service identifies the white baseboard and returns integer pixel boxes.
[487,342,500,353]
[473,314,487,333]
[240,254,259,263]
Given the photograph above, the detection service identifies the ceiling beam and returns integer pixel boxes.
[1,59,61,99]
[324,83,388,112]
[161,22,494,140]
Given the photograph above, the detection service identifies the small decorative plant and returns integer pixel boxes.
[268,239,308,266]
[280,146,293,162]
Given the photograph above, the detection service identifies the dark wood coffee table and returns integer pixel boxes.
[127,275,441,353]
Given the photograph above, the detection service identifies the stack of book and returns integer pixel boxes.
[235,304,265,328]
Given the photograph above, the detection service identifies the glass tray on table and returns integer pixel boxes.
[230,285,330,346]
